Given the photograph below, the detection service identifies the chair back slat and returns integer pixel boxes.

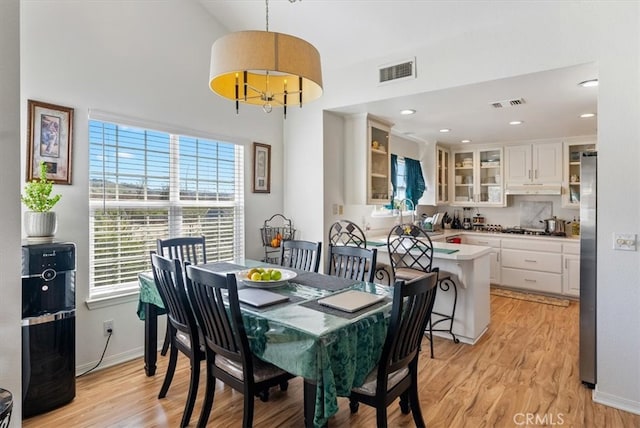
[280,240,322,273]
[328,220,367,248]
[151,253,198,338]
[185,266,250,365]
[157,236,207,265]
[382,272,438,377]
[327,245,377,283]
[387,224,434,274]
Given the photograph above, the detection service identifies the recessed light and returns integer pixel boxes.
[580,113,596,118]
[439,128,451,133]
[400,109,416,115]
[579,79,599,87]
[461,139,471,143]
[509,121,523,125]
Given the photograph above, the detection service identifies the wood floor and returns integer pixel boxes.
[24,295,640,427]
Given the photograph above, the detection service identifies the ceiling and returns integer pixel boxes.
[198,1,598,146]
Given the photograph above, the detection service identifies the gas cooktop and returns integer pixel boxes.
[501,227,565,237]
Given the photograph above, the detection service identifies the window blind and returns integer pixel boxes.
[89,120,244,295]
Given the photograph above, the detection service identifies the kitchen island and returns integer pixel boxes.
[369,236,492,345]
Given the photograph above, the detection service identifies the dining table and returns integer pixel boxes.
[137,258,394,428]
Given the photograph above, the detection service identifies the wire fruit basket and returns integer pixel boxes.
[260,214,296,263]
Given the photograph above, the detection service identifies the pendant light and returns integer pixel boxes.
[208,0,323,118]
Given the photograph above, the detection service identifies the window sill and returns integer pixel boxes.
[85,289,140,310]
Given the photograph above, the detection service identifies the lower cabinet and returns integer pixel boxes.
[562,243,581,297]
[500,239,563,294]
[464,236,501,284]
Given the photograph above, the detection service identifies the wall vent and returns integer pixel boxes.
[490,98,526,108]
[378,58,416,84]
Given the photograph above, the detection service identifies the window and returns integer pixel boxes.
[390,154,425,209]
[89,119,244,298]
[395,156,407,201]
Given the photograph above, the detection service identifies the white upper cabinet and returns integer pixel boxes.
[451,147,504,207]
[562,139,597,208]
[505,142,563,186]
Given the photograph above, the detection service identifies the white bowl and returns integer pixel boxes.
[236,269,297,288]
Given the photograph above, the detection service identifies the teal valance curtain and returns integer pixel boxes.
[405,157,425,207]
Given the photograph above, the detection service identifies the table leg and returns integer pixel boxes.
[144,302,158,376]
[303,379,316,428]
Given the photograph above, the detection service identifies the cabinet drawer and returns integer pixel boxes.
[464,236,501,248]
[501,268,562,294]
[563,243,580,255]
[501,238,562,253]
[501,249,562,273]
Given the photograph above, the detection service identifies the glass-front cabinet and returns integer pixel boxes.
[563,139,596,208]
[367,117,392,204]
[436,145,450,204]
[452,147,504,206]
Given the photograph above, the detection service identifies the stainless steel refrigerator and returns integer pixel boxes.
[579,151,597,389]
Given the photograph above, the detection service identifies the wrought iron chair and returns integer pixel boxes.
[150,253,204,428]
[348,272,439,427]
[156,236,207,356]
[387,224,460,358]
[326,245,378,283]
[279,240,322,273]
[328,219,391,285]
[184,265,295,428]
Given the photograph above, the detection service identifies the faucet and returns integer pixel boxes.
[399,198,415,225]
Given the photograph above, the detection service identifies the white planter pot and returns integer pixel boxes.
[24,211,57,238]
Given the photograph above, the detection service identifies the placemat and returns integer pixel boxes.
[292,272,358,291]
[198,262,246,273]
[434,247,459,254]
[300,296,391,319]
[365,241,386,247]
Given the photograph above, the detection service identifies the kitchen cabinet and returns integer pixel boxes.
[464,235,501,284]
[563,140,597,208]
[344,114,393,205]
[451,147,504,207]
[500,238,563,294]
[505,142,563,186]
[562,243,580,297]
[436,145,450,204]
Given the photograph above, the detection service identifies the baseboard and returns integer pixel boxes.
[593,388,640,416]
[75,346,146,376]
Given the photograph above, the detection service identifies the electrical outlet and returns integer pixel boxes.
[103,320,114,336]
[613,233,637,251]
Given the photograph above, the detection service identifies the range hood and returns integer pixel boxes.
[504,184,562,195]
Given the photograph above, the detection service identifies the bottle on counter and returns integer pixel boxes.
[572,216,580,236]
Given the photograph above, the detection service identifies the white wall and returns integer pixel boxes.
[20,1,283,371]
[286,1,640,414]
[0,0,23,423]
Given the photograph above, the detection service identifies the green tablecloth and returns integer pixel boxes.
[137,260,392,427]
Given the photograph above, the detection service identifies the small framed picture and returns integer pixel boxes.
[252,142,271,193]
[26,99,74,184]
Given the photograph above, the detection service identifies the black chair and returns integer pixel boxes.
[348,272,439,428]
[157,236,207,355]
[387,224,460,358]
[328,220,367,248]
[150,253,204,428]
[327,245,378,283]
[279,239,322,273]
[184,265,295,428]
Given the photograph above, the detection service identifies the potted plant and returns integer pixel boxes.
[21,161,61,240]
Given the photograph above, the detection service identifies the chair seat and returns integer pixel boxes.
[352,367,409,396]
[215,355,289,383]
[175,330,205,352]
[394,267,430,282]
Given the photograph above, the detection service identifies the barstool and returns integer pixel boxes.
[387,223,460,358]
[0,388,13,428]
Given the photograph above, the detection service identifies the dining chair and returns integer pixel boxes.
[184,265,295,428]
[348,271,439,428]
[279,239,322,273]
[150,253,204,428]
[387,224,460,358]
[328,220,367,248]
[156,235,207,356]
[326,245,378,283]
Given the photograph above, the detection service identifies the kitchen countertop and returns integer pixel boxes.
[431,229,580,242]
[366,235,492,261]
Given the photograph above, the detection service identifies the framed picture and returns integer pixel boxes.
[26,99,74,184]
[252,142,271,193]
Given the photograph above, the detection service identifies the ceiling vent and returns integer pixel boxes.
[378,58,416,85]
[490,98,526,108]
